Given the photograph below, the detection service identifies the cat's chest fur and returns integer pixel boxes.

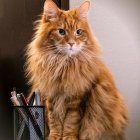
[46,90,86,123]
[41,55,98,99]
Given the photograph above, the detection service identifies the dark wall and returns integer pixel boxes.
[0,0,44,139]
[0,0,69,139]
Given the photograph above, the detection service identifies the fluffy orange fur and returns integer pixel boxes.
[25,0,128,139]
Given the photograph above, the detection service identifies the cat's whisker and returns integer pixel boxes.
[82,48,99,58]
[56,48,63,54]
[41,46,58,55]
[81,49,95,59]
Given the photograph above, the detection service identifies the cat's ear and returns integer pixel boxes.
[77,0,90,19]
[43,0,59,21]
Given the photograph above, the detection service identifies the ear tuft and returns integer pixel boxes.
[78,0,90,19]
[44,0,58,21]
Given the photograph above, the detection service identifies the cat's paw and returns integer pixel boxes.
[48,135,61,140]
[62,136,78,140]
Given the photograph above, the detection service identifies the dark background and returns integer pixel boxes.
[0,0,68,139]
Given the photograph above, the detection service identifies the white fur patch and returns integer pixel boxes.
[64,43,83,56]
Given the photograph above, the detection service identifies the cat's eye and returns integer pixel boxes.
[76,29,82,36]
[58,29,66,35]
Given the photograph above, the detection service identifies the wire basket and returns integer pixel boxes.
[13,106,45,140]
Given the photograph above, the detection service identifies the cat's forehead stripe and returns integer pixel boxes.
[60,11,78,30]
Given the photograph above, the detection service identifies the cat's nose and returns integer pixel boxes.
[68,43,74,47]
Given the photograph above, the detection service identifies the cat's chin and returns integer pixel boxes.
[67,51,77,56]
[65,49,80,57]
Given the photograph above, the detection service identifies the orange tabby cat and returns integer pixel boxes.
[25,0,128,139]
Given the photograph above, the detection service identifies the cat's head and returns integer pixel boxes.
[36,0,98,56]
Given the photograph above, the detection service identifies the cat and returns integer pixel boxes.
[25,0,128,139]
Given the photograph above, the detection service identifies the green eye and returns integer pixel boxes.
[59,29,66,35]
[76,29,82,36]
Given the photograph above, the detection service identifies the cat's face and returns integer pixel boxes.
[39,0,92,56]
[46,19,86,56]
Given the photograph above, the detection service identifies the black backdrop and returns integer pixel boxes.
[0,0,69,139]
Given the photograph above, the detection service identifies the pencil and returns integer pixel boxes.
[10,97,28,124]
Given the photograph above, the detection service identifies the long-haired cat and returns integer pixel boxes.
[25,0,128,139]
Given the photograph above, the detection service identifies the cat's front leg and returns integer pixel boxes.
[62,109,81,140]
[47,110,62,140]
[45,100,62,140]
